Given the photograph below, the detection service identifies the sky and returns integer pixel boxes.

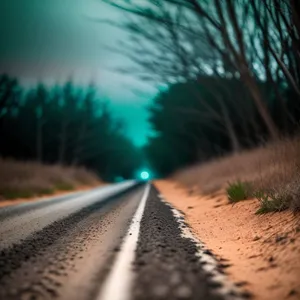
[0,0,155,146]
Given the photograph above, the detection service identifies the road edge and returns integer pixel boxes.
[159,192,251,299]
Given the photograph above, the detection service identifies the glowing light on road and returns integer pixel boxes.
[140,171,150,180]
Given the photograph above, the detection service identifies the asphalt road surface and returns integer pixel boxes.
[0,182,250,300]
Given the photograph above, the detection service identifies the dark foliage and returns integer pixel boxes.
[0,74,142,181]
[102,0,300,177]
[144,77,300,177]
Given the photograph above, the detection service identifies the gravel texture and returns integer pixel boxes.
[133,186,243,300]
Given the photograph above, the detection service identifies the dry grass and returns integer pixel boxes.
[0,158,101,200]
[173,137,300,212]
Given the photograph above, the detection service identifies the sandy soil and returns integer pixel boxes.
[155,180,300,300]
[0,185,103,208]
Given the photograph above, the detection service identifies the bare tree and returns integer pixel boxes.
[102,0,281,139]
[252,0,300,97]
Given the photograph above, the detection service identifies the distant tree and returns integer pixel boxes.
[0,74,143,181]
[58,81,76,164]
[34,84,49,162]
[0,74,20,126]
[144,75,297,176]
[71,84,95,165]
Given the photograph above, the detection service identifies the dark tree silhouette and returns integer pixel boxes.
[101,0,300,175]
[0,75,142,181]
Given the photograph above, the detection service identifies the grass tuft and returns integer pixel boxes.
[227,181,251,203]
[286,179,300,212]
[255,190,289,214]
[54,181,74,191]
[174,137,300,214]
[1,189,36,200]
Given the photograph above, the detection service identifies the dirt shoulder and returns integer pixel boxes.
[155,180,300,300]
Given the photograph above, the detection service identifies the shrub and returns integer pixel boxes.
[174,137,300,213]
[227,181,251,203]
[286,179,300,212]
[255,190,289,214]
[0,158,102,201]
[54,181,74,191]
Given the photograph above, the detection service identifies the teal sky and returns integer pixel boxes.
[0,0,155,146]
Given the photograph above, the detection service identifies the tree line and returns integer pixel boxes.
[0,74,142,181]
[103,0,300,176]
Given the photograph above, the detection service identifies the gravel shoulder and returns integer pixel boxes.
[132,185,248,300]
[155,180,300,300]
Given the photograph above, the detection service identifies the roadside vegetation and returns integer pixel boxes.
[226,181,251,203]
[0,75,143,183]
[0,75,143,202]
[174,137,300,214]
[103,2,300,217]
[103,1,300,297]
[0,158,101,200]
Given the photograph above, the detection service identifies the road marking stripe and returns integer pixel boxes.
[96,183,151,300]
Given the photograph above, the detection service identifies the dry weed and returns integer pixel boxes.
[0,158,101,200]
[173,137,300,212]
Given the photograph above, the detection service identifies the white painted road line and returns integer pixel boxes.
[96,183,151,300]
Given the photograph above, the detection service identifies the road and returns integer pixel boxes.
[0,182,249,300]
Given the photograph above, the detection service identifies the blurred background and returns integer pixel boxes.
[0,0,300,193]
